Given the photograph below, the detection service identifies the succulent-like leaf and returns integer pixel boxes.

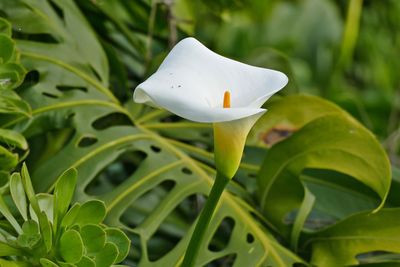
[54,168,78,231]
[73,200,106,227]
[40,258,59,267]
[0,128,28,150]
[0,17,25,90]
[105,228,130,262]
[0,146,18,172]
[17,219,40,248]
[95,242,119,267]
[0,242,23,257]
[76,256,95,267]
[0,194,22,234]
[59,229,84,263]
[0,90,31,119]
[80,224,106,254]
[61,203,81,229]
[10,173,28,220]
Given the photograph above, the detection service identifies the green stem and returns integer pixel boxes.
[338,0,363,68]
[181,172,229,267]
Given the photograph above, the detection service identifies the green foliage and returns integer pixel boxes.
[0,18,25,90]
[0,164,130,266]
[304,208,400,266]
[0,17,28,177]
[0,0,398,266]
[253,96,391,237]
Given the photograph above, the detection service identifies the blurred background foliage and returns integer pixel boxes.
[0,0,399,266]
[78,0,400,165]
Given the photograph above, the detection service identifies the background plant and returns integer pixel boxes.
[0,0,399,266]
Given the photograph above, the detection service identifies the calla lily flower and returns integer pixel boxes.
[134,37,287,178]
[134,37,288,267]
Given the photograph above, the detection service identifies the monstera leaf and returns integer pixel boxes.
[0,1,303,266]
[251,95,391,253]
[303,208,400,267]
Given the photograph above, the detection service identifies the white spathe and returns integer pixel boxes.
[134,37,288,178]
[134,37,288,123]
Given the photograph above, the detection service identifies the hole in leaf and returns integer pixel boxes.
[120,179,176,228]
[85,150,147,195]
[89,65,102,82]
[201,131,212,138]
[261,125,296,146]
[160,114,181,123]
[150,145,161,153]
[92,112,131,130]
[205,253,236,267]
[181,167,192,175]
[77,136,98,148]
[65,112,75,121]
[247,173,257,178]
[208,217,235,252]
[26,129,76,170]
[47,0,64,21]
[42,92,59,99]
[283,208,337,231]
[246,233,254,243]
[356,251,394,264]
[125,232,141,264]
[56,85,88,93]
[14,32,59,43]
[17,70,39,91]
[146,193,204,262]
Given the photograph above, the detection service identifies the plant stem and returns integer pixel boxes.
[338,0,363,68]
[181,172,229,267]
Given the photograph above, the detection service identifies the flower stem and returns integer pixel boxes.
[181,172,229,267]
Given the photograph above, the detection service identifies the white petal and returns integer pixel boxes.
[134,37,287,122]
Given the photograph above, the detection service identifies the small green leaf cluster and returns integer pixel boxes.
[0,17,25,90]
[0,17,29,181]
[0,164,130,267]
